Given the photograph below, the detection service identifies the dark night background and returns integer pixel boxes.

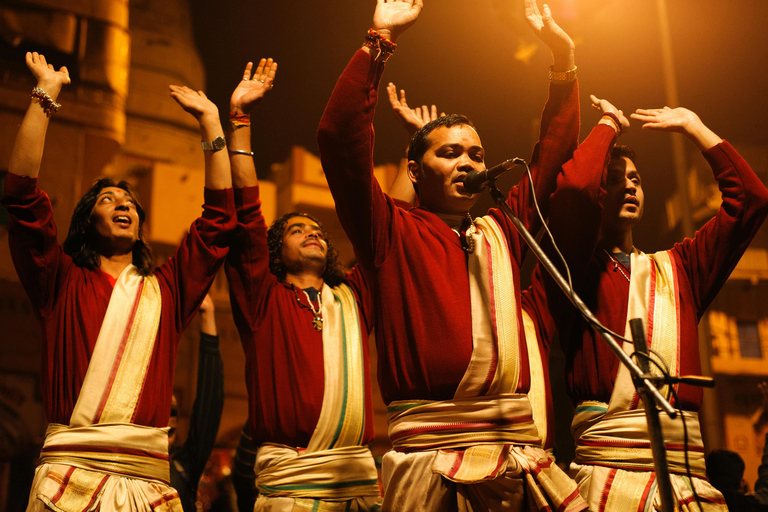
[188,0,768,254]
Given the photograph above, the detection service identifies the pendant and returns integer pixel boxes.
[313,317,323,332]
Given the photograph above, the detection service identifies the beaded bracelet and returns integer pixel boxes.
[230,112,251,128]
[364,29,397,62]
[31,87,61,116]
[601,112,622,134]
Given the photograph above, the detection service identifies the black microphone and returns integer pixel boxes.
[463,158,526,194]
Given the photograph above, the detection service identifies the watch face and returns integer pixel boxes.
[212,136,226,151]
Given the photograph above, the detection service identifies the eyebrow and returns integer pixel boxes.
[287,223,321,230]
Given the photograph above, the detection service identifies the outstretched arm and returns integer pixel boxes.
[317,0,423,266]
[228,58,278,188]
[9,52,70,179]
[630,106,722,152]
[386,82,442,205]
[169,85,232,190]
[524,0,575,72]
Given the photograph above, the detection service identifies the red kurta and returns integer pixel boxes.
[546,139,768,410]
[2,173,236,427]
[225,186,375,448]
[317,49,579,404]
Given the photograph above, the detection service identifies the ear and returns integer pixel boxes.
[407,160,422,185]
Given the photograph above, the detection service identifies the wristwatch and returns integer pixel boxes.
[201,136,226,152]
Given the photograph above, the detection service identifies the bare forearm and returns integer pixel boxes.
[200,115,232,190]
[9,101,53,178]
[228,123,257,188]
[686,120,722,152]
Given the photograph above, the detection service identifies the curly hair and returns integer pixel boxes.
[63,178,154,276]
[266,212,346,287]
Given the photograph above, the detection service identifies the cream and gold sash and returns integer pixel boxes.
[522,309,550,452]
[253,283,380,503]
[609,249,679,412]
[30,266,178,512]
[459,215,520,397]
[71,265,162,426]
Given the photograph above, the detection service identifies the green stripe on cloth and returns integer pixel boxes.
[259,478,380,493]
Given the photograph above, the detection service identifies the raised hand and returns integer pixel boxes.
[169,85,219,120]
[372,0,424,42]
[230,58,277,115]
[26,52,70,98]
[387,82,443,136]
[590,94,630,133]
[631,106,721,151]
[630,106,702,133]
[524,0,575,69]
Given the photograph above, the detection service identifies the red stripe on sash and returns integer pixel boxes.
[40,443,169,461]
[599,468,618,512]
[482,235,499,395]
[639,473,655,511]
[50,466,76,503]
[92,279,146,423]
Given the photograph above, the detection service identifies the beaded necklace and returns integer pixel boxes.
[601,247,631,283]
[293,285,323,331]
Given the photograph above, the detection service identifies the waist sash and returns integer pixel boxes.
[255,444,379,499]
[572,404,706,477]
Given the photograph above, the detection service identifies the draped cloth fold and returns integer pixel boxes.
[570,250,726,511]
[253,283,381,511]
[382,217,587,511]
[27,266,182,512]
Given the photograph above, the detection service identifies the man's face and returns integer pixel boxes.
[408,124,485,214]
[89,186,140,251]
[602,156,644,232]
[281,216,328,275]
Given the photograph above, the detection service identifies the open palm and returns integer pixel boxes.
[372,0,424,41]
[230,58,277,114]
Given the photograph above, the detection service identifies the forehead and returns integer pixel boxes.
[97,186,133,199]
[608,156,640,176]
[427,124,483,150]
[285,216,321,230]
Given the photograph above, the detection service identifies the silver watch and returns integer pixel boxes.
[201,136,226,152]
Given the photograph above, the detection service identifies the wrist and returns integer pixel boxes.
[551,48,576,73]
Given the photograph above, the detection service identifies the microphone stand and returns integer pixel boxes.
[482,179,700,512]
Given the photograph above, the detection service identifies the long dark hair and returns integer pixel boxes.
[266,212,346,287]
[63,178,154,276]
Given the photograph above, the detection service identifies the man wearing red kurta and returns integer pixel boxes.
[3,52,235,512]
[317,1,587,510]
[223,59,381,511]
[544,102,768,510]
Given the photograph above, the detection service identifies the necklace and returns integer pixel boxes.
[462,213,476,254]
[601,247,631,282]
[293,286,323,331]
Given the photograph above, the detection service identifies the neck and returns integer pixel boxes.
[284,272,324,291]
[98,252,134,279]
[599,227,634,255]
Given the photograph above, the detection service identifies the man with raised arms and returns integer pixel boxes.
[3,52,235,511]
[317,1,587,509]
[542,99,768,510]
[223,58,382,511]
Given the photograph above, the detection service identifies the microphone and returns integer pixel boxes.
[463,158,526,194]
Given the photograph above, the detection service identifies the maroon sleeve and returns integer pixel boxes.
[502,80,580,261]
[541,123,616,328]
[1,172,70,318]
[318,50,399,269]
[224,185,277,338]
[154,187,236,334]
[671,141,768,316]
[344,264,374,334]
